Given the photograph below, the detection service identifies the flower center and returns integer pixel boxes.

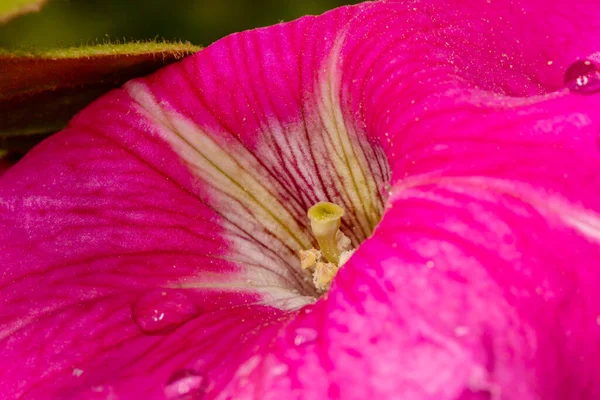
[123,35,392,307]
[299,201,356,292]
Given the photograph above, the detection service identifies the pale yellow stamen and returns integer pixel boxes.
[307,201,345,264]
[299,249,320,272]
[313,262,338,291]
[338,249,355,266]
[336,231,351,253]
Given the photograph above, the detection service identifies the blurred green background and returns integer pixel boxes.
[0,0,359,50]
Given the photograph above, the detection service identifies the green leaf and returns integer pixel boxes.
[0,0,46,23]
[0,41,201,152]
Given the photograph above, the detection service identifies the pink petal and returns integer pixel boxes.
[2,1,600,399]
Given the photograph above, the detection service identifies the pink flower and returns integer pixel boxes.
[2,0,600,398]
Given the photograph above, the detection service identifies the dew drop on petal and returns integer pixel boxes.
[164,369,206,399]
[271,363,289,377]
[77,385,117,400]
[132,289,200,334]
[454,326,470,337]
[293,327,318,346]
[381,182,393,202]
[564,59,600,95]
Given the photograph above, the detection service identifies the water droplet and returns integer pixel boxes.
[564,59,600,94]
[381,182,393,201]
[164,369,206,399]
[270,363,288,376]
[132,289,200,334]
[75,384,116,400]
[293,327,318,346]
[454,326,470,337]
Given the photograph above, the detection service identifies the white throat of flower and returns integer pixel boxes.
[300,202,355,292]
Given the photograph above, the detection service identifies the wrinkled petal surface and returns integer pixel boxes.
[2,0,600,399]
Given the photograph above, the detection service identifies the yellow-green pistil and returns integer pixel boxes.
[307,201,345,264]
